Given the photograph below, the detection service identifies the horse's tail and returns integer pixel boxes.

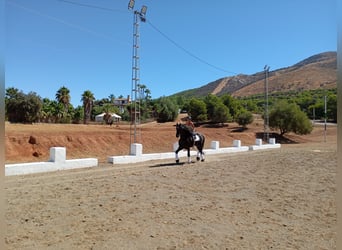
[195,133,205,150]
[201,134,205,149]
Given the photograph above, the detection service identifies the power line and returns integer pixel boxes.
[57,0,238,75]
[147,20,237,75]
[7,1,127,45]
[58,0,126,13]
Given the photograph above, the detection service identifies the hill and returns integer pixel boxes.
[173,51,336,98]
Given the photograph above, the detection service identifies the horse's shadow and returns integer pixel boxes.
[149,162,186,168]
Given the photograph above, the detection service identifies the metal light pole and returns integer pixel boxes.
[264,65,270,142]
[128,0,147,152]
[324,95,327,142]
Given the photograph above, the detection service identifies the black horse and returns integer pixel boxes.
[175,123,205,163]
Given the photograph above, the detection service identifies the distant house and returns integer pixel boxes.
[113,95,131,113]
[95,113,121,123]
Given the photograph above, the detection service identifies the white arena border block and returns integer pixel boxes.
[109,143,181,165]
[204,140,249,155]
[249,138,281,150]
[5,147,98,176]
[108,140,252,165]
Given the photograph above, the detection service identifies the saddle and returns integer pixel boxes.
[188,133,200,145]
[180,124,200,145]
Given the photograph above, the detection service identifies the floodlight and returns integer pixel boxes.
[139,6,147,22]
[128,0,135,10]
[140,5,147,15]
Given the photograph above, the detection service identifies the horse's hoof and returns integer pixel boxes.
[196,157,200,161]
[201,159,205,162]
[176,159,179,164]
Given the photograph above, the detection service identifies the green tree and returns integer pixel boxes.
[55,86,71,115]
[25,92,43,123]
[155,97,178,123]
[41,98,56,123]
[204,94,221,121]
[269,100,313,136]
[81,90,95,124]
[240,99,259,113]
[138,84,146,99]
[211,102,231,124]
[72,105,84,124]
[5,87,20,101]
[327,94,337,122]
[144,88,151,101]
[136,84,152,121]
[236,110,254,128]
[203,94,233,124]
[5,87,20,121]
[108,94,116,103]
[5,89,42,123]
[188,98,207,122]
[220,94,242,120]
[51,101,65,123]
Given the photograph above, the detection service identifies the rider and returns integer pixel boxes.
[185,116,195,131]
[185,116,197,142]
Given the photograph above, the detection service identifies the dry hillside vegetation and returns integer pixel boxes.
[181,51,336,97]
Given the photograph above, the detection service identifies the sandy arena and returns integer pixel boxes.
[5,121,337,249]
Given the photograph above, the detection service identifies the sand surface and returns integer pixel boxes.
[5,140,336,249]
[5,118,337,249]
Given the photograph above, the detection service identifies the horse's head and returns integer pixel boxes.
[176,123,181,138]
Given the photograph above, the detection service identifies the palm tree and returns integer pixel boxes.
[138,84,146,99]
[144,88,151,101]
[108,94,115,103]
[55,86,71,114]
[81,90,95,124]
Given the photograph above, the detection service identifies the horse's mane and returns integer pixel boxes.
[178,123,193,136]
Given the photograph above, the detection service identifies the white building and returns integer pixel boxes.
[95,113,121,123]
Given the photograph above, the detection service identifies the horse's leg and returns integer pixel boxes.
[195,140,205,162]
[196,147,205,161]
[187,148,191,163]
[196,150,200,161]
[194,142,201,161]
[200,148,205,162]
[175,147,181,163]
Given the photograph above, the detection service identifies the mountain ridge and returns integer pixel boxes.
[172,51,336,98]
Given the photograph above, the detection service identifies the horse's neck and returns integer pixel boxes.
[181,125,192,132]
[180,129,192,138]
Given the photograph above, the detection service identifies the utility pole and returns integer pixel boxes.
[264,65,270,143]
[324,95,327,142]
[128,0,147,153]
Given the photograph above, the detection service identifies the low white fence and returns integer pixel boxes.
[108,139,280,164]
[5,138,280,176]
[5,147,98,176]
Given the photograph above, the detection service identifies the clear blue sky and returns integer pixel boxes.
[6,0,337,107]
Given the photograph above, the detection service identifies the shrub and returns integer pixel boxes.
[269,100,313,135]
[236,111,254,128]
